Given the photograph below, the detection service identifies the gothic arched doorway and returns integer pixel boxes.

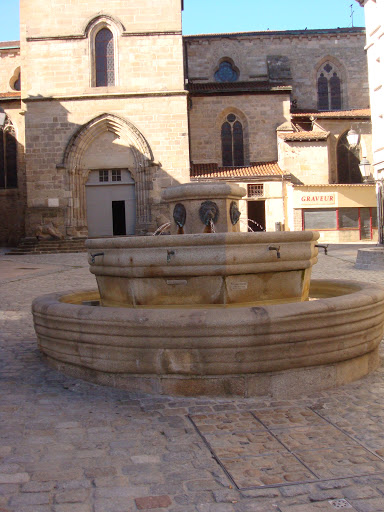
[337,131,362,184]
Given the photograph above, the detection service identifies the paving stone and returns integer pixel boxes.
[342,486,381,500]
[3,250,384,512]
[135,495,172,509]
[9,492,51,506]
[278,500,357,511]
[348,498,384,512]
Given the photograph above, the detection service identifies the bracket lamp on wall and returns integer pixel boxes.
[359,157,373,183]
[346,128,360,148]
[0,112,6,128]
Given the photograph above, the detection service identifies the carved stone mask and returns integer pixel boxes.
[173,203,186,228]
[199,201,219,226]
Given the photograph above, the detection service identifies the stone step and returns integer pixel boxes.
[6,238,87,255]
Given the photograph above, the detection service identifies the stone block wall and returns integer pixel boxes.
[189,94,291,165]
[20,0,182,38]
[23,94,190,236]
[185,30,369,112]
[278,139,330,185]
[0,101,26,245]
[0,45,20,93]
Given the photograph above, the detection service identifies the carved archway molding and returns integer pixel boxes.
[60,113,155,236]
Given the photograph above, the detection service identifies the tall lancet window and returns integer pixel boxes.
[317,61,343,111]
[95,28,115,87]
[221,114,244,167]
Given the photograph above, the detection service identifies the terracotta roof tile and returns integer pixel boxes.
[0,40,20,49]
[279,131,330,141]
[187,81,291,94]
[0,92,21,99]
[291,109,371,118]
[191,162,284,179]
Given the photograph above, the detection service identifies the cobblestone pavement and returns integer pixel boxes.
[2,245,384,512]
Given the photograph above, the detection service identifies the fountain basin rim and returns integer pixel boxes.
[86,230,320,249]
[162,182,246,201]
[33,279,384,318]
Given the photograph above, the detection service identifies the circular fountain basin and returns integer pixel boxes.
[86,231,319,306]
[32,279,384,398]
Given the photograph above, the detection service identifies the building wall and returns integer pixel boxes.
[0,45,20,93]
[315,119,372,183]
[189,94,291,165]
[185,30,369,112]
[0,101,26,245]
[278,139,330,185]
[20,0,190,237]
[362,0,384,174]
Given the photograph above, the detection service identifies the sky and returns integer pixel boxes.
[0,0,365,42]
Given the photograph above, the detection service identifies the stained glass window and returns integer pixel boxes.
[317,74,329,111]
[95,28,115,87]
[330,73,342,110]
[215,61,239,83]
[221,122,233,166]
[317,63,342,111]
[221,115,244,167]
[233,121,244,166]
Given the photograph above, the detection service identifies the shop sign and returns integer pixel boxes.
[300,193,335,205]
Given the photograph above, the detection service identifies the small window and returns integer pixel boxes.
[95,28,115,87]
[112,169,122,182]
[247,184,264,198]
[99,170,109,182]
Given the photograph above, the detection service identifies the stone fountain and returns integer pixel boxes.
[32,182,384,398]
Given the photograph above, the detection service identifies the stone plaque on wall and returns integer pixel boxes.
[267,55,292,82]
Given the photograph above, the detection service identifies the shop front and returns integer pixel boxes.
[288,184,377,243]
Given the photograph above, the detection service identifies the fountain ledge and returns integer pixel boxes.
[33,279,384,398]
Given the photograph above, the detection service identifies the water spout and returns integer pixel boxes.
[269,246,281,259]
[90,252,104,264]
[167,250,175,263]
[316,244,329,255]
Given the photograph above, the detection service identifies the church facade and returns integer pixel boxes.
[0,0,377,246]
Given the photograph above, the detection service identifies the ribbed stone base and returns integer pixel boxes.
[42,349,380,398]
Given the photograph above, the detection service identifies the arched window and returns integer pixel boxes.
[0,118,18,189]
[330,73,342,110]
[317,74,329,111]
[13,73,21,91]
[337,131,362,184]
[221,114,244,166]
[317,62,342,111]
[95,28,115,87]
[215,61,239,83]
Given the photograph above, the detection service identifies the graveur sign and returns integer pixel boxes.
[300,193,336,205]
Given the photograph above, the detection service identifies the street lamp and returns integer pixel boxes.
[359,157,373,183]
[346,128,360,148]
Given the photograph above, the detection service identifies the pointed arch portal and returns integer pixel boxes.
[62,114,154,236]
